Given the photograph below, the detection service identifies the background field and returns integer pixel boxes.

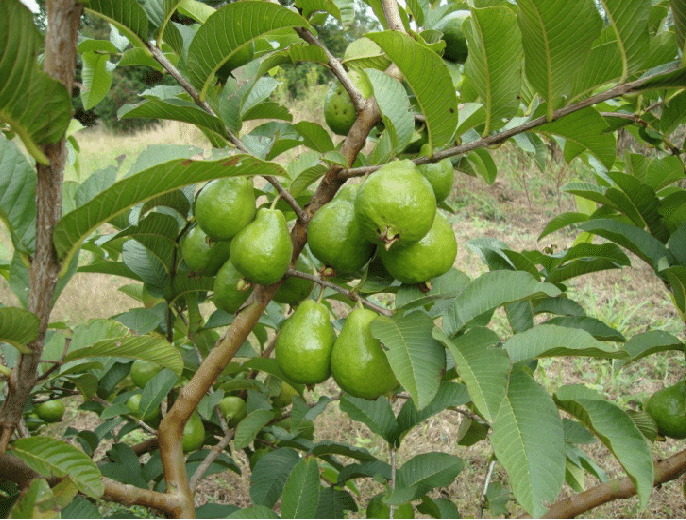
[1,92,684,518]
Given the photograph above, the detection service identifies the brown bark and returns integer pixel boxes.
[0,0,80,456]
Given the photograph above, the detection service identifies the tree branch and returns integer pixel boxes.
[102,477,182,515]
[189,430,234,491]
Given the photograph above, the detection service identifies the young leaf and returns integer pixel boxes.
[370,311,446,410]
[491,368,566,518]
[434,327,509,422]
[10,437,104,498]
[186,2,310,99]
[249,448,301,508]
[554,385,654,509]
[463,6,522,135]
[339,395,401,446]
[280,457,321,519]
[365,31,458,148]
[0,137,36,254]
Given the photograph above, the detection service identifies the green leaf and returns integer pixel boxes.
[227,506,280,519]
[138,369,179,418]
[65,335,183,375]
[310,441,376,461]
[110,212,180,272]
[491,368,565,518]
[295,121,334,153]
[365,31,457,148]
[365,68,414,153]
[186,2,310,99]
[569,41,623,101]
[315,487,358,518]
[83,0,149,48]
[53,155,287,269]
[370,312,446,410]
[395,268,471,311]
[618,330,685,366]
[536,107,616,169]
[256,44,329,79]
[434,327,509,422]
[280,457,321,519]
[336,459,391,484]
[343,37,392,71]
[234,409,276,449]
[662,265,686,313]
[416,496,460,519]
[339,395,400,445]
[518,0,602,118]
[0,137,36,254]
[397,382,470,434]
[504,324,627,363]
[0,306,39,354]
[393,452,464,501]
[9,478,59,519]
[598,0,650,80]
[80,51,113,110]
[444,270,561,336]
[672,0,686,52]
[0,1,71,164]
[463,6,522,135]
[295,0,341,21]
[249,448,301,508]
[10,437,104,498]
[554,385,654,509]
[538,212,589,241]
[543,316,625,342]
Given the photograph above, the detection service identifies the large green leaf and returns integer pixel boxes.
[491,368,565,518]
[392,453,464,501]
[671,0,686,55]
[543,316,625,342]
[65,335,183,375]
[256,44,329,79]
[0,1,71,164]
[9,478,63,519]
[80,50,113,110]
[598,0,650,80]
[554,385,654,509]
[618,330,684,366]
[370,312,446,410]
[365,68,414,154]
[234,409,276,449]
[280,457,321,519]
[662,265,686,313]
[0,137,35,254]
[109,212,180,272]
[10,437,104,498]
[463,6,521,135]
[570,41,623,101]
[443,270,561,336]
[503,324,627,362]
[434,327,509,422]
[365,31,457,149]
[186,2,310,99]
[518,0,602,118]
[0,306,40,354]
[53,155,287,269]
[339,395,400,446]
[397,382,470,434]
[83,0,149,48]
[250,448,301,508]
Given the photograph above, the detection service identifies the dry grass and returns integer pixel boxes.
[1,117,685,519]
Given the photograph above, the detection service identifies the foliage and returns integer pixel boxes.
[1,0,685,518]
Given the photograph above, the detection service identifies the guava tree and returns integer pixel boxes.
[1,0,686,518]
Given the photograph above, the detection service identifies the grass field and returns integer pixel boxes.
[1,99,685,518]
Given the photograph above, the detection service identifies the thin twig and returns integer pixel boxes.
[189,430,234,491]
[286,268,393,316]
[91,396,158,436]
[478,457,497,518]
[389,443,397,520]
[36,337,72,383]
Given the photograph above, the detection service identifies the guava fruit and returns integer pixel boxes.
[354,160,436,250]
[35,399,65,423]
[366,493,415,519]
[182,414,206,453]
[218,396,247,427]
[324,83,357,136]
[417,146,454,203]
[330,308,398,400]
[194,177,256,242]
[379,212,457,284]
[273,257,315,305]
[275,300,335,384]
[213,260,251,314]
[645,381,686,439]
[130,360,163,388]
[273,381,299,408]
[126,393,161,426]
[230,208,294,285]
[180,224,232,276]
[308,183,376,275]
[436,10,470,64]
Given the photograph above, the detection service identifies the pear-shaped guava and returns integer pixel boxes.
[330,308,398,400]
[354,160,436,250]
[417,146,454,203]
[230,208,293,285]
[275,300,335,384]
[273,257,315,305]
[180,225,231,276]
[646,381,686,439]
[195,177,256,241]
[213,260,251,314]
[379,212,457,284]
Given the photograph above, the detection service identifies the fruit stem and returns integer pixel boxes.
[269,195,282,210]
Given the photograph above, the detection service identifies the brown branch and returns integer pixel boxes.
[189,430,234,491]
[533,447,686,519]
[286,268,393,317]
[102,477,181,514]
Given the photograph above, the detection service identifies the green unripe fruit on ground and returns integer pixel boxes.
[180,225,232,276]
[308,184,376,275]
[645,381,686,439]
[129,360,163,388]
[436,10,469,64]
[273,257,315,305]
[331,308,398,400]
[218,396,248,427]
[417,146,455,203]
[366,493,415,519]
[182,414,206,453]
[213,260,251,314]
[35,399,65,423]
[379,212,457,284]
[126,394,161,426]
[230,208,294,285]
[324,83,357,136]
[355,160,436,250]
[273,381,299,408]
[195,177,256,242]
[275,300,335,384]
